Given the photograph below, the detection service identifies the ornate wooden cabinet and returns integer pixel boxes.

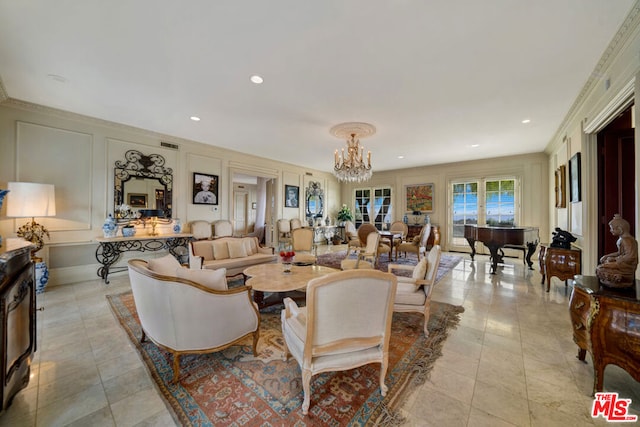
[539,244,581,292]
[570,275,640,394]
[0,239,36,410]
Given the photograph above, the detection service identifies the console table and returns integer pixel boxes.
[570,275,640,395]
[95,233,193,283]
[0,239,36,410]
[539,244,581,292]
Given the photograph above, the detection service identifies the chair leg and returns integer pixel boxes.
[252,330,259,356]
[140,329,147,343]
[172,353,181,384]
[302,368,312,415]
[379,359,389,396]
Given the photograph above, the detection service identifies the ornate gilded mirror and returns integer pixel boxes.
[114,150,173,219]
[305,181,324,219]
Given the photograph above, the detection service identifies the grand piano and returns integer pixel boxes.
[464,224,539,274]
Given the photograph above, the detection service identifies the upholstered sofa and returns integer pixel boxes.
[188,236,277,277]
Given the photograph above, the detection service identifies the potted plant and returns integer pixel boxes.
[336,204,353,225]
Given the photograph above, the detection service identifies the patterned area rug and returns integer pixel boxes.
[316,250,462,282]
[107,291,464,426]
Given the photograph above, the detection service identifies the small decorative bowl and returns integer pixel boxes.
[122,227,136,237]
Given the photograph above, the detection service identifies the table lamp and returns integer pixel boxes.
[6,182,56,294]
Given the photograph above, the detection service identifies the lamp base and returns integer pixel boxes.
[34,260,49,294]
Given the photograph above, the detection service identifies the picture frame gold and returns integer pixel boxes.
[555,165,566,208]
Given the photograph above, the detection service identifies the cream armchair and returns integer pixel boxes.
[381,221,408,258]
[344,221,361,254]
[398,223,431,260]
[213,219,233,238]
[388,245,442,336]
[341,230,380,270]
[277,218,292,249]
[291,227,316,264]
[281,269,397,415]
[127,258,260,383]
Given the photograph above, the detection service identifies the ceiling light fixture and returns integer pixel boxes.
[522,119,531,124]
[250,75,263,84]
[190,116,201,121]
[330,122,375,183]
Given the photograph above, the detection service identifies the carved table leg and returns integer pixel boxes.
[525,242,537,270]
[577,348,587,362]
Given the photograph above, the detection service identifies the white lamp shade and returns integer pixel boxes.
[6,182,56,218]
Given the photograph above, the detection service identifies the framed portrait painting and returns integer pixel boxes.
[285,185,299,208]
[569,153,581,203]
[193,172,218,205]
[555,165,566,208]
[405,183,434,212]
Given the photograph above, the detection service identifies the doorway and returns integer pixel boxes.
[597,105,635,259]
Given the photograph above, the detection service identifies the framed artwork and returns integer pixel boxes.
[405,183,434,212]
[285,185,299,208]
[193,172,218,205]
[555,165,566,208]
[128,193,147,208]
[569,153,581,203]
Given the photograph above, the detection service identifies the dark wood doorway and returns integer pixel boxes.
[597,106,635,260]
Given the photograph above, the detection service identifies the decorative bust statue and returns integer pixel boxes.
[596,214,638,288]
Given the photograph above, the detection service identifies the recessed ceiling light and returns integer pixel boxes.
[470,144,480,148]
[190,116,201,121]
[522,119,531,124]
[397,155,405,159]
[250,75,263,84]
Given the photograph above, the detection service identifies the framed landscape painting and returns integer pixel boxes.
[405,183,434,212]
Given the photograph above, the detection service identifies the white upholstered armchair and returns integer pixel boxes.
[127,258,260,383]
[291,227,316,264]
[388,244,442,336]
[397,223,431,260]
[281,269,397,415]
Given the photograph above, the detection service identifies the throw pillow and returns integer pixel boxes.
[412,258,428,280]
[147,254,181,276]
[228,239,248,258]
[212,240,230,260]
[176,267,228,290]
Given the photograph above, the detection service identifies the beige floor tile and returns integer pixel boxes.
[471,380,531,426]
[109,387,169,427]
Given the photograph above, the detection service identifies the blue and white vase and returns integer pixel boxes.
[35,261,49,294]
[102,214,118,238]
[173,218,182,233]
[122,226,136,237]
[403,214,408,224]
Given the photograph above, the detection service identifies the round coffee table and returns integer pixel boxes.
[244,263,338,309]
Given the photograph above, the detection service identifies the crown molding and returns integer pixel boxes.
[2,97,198,147]
[0,77,8,103]
[550,3,640,142]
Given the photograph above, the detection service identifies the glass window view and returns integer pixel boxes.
[451,178,516,247]
[354,187,392,229]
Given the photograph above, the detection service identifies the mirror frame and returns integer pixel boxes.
[114,150,173,218]
[305,181,324,219]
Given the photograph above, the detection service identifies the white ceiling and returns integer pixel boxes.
[0,1,635,174]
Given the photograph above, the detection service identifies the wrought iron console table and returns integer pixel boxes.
[95,233,193,283]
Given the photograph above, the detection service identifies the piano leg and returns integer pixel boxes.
[466,238,476,260]
[486,243,503,274]
[525,242,538,270]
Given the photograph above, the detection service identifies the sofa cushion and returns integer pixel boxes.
[213,240,230,260]
[203,253,275,271]
[176,267,228,290]
[228,239,248,258]
[148,254,181,276]
[243,237,257,255]
[192,240,214,261]
[395,281,427,306]
[412,258,428,280]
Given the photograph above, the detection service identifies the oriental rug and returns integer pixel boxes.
[107,292,464,426]
[316,250,462,282]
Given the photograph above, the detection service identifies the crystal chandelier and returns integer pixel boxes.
[330,122,375,183]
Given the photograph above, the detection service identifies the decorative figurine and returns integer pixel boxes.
[550,227,577,249]
[596,214,638,288]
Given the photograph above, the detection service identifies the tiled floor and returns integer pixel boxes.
[1,245,638,426]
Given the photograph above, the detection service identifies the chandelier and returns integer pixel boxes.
[330,122,376,182]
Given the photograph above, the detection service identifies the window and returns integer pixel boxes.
[354,187,393,230]
[450,177,517,249]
